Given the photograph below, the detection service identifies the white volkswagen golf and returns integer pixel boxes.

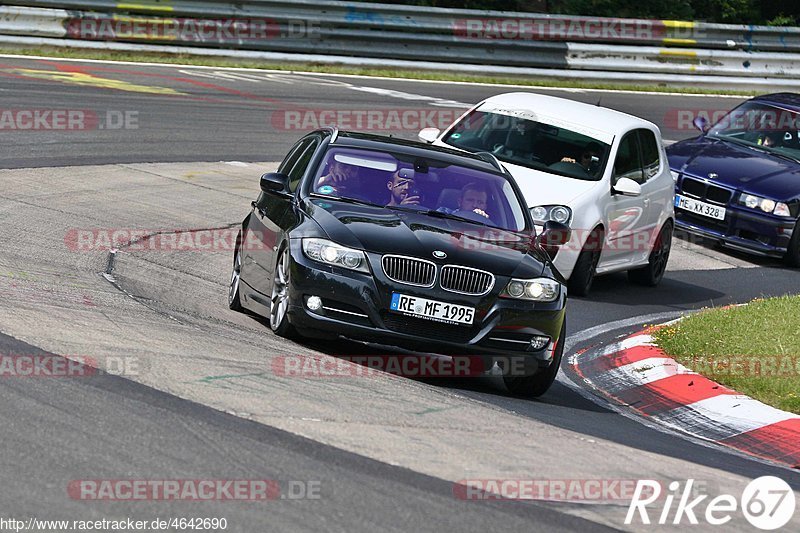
[419,92,675,296]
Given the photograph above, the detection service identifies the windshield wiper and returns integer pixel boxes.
[422,209,496,229]
[310,194,380,208]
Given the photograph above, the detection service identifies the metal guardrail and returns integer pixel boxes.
[8,0,800,52]
[2,1,800,85]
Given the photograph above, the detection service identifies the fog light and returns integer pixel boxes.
[307,295,323,311]
[529,336,550,351]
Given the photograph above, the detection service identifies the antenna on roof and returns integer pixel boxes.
[596,97,602,107]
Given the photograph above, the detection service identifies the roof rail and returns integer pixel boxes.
[474,151,507,173]
[323,126,339,143]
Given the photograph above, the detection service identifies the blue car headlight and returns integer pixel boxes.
[302,238,369,273]
[739,194,791,217]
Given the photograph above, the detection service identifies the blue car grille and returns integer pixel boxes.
[680,177,733,206]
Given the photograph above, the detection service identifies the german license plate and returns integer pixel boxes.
[675,194,726,220]
[389,293,474,326]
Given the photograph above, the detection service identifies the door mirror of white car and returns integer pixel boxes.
[612,177,642,197]
[418,127,440,144]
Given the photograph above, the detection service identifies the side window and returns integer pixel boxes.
[287,138,319,192]
[613,132,644,185]
[638,129,661,181]
[278,139,309,175]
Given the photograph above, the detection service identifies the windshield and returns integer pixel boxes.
[309,147,528,231]
[441,108,611,181]
[708,101,800,162]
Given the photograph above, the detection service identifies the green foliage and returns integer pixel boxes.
[384,0,800,25]
[767,14,797,26]
[654,296,800,414]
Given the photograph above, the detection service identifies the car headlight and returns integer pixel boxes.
[500,277,560,302]
[302,238,369,273]
[530,205,572,225]
[774,202,791,217]
[739,194,791,216]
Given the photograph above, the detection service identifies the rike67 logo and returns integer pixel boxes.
[626,477,796,530]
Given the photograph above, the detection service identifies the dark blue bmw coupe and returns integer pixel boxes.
[666,93,800,266]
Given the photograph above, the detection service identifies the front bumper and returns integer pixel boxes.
[283,239,566,370]
[675,204,795,258]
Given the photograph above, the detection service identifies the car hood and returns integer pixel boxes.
[667,136,800,199]
[304,198,546,278]
[502,162,599,207]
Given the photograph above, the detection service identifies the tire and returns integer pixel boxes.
[568,227,602,297]
[784,219,800,268]
[228,234,244,312]
[503,321,566,398]
[628,222,673,286]
[269,245,298,339]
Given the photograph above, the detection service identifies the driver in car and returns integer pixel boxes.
[561,141,602,171]
[437,182,490,221]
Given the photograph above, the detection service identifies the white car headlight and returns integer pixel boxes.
[500,278,560,302]
[302,238,369,273]
[530,205,572,226]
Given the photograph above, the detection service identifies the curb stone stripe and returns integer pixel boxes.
[572,325,800,469]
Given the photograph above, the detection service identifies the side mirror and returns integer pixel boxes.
[693,116,708,132]
[612,177,642,197]
[418,127,440,144]
[260,172,290,194]
[535,221,571,248]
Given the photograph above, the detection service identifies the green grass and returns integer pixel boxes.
[0,45,761,96]
[653,295,800,414]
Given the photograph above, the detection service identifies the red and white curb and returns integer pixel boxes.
[570,322,800,469]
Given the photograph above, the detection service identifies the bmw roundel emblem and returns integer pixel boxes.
[708,172,718,180]
[432,250,447,259]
